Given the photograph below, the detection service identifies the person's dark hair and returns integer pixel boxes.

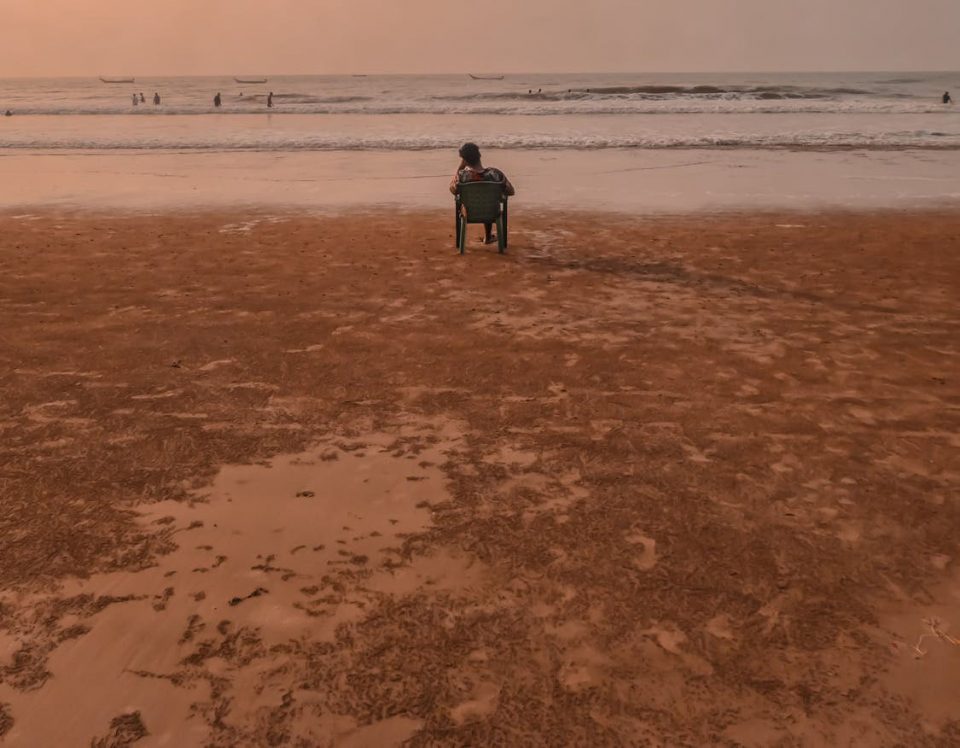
[459,142,481,166]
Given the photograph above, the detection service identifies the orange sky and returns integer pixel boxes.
[3,0,958,77]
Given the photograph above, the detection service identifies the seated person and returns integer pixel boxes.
[450,142,515,244]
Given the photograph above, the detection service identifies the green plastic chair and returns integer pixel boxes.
[454,181,509,254]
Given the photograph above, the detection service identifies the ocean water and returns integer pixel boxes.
[1,72,958,152]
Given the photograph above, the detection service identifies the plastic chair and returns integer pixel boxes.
[454,181,509,254]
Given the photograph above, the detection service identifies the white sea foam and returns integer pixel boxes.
[1,130,958,151]
[4,100,960,117]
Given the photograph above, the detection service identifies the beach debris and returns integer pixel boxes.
[91,711,147,747]
[0,704,12,739]
[912,617,959,659]
[152,587,175,612]
[296,490,315,498]
[228,587,269,607]
[169,359,182,368]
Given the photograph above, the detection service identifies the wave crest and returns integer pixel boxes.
[3,130,957,152]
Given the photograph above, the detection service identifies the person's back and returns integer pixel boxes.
[449,142,515,244]
[451,143,514,193]
[458,163,508,187]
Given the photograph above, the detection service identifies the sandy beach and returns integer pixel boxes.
[0,207,957,745]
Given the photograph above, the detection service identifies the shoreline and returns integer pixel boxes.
[2,148,959,214]
[1,209,958,744]
[5,199,960,211]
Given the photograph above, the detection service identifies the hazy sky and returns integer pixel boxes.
[4,0,959,77]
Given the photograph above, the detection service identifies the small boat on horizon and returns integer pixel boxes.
[234,77,268,84]
[100,77,135,84]
[469,74,505,81]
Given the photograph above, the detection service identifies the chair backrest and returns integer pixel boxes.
[458,180,504,222]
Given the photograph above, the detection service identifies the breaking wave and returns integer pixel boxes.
[5,100,959,117]
[3,130,958,151]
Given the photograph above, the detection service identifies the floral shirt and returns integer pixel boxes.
[457,166,507,186]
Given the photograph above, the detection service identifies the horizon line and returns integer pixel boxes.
[3,68,959,81]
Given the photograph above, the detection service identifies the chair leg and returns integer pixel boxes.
[454,205,461,248]
[459,220,467,254]
[497,217,505,254]
[502,201,508,248]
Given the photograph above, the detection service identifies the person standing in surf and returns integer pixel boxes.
[214,92,222,108]
[153,92,161,106]
[267,92,274,108]
[944,92,953,105]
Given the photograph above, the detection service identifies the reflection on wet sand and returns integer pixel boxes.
[0,424,462,746]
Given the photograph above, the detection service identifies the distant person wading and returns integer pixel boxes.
[214,92,222,108]
[944,91,953,105]
[267,92,274,108]
[153,92,161,106]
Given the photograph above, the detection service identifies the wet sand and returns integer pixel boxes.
[3,148,960,213]
[0,209,958,746]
